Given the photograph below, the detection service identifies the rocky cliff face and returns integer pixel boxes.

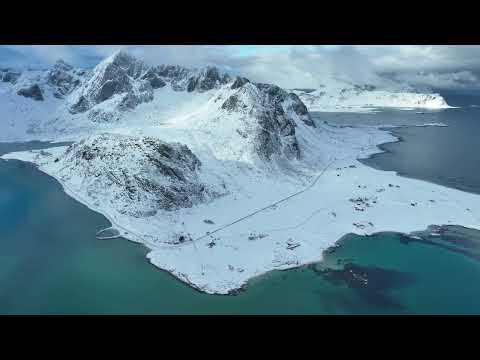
[145,64,231,92]
[0,68,21,84]
[2,60,85,103]
[1,51,316,167]
[220,81,315,161]
[57,133,224,217]
[68,51,154,114]
[67,51,233,118]
[16,84,44,101]
[47,60,85,99]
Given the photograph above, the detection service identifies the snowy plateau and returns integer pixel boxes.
[2,51,479,294]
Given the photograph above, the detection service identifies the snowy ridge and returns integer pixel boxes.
[67,51,154,115]
[293,82,452,113]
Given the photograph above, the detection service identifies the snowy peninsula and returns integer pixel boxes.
[2,51,478,294]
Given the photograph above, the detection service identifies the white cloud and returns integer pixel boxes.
[355,45,480,73]
[2,45,80,66]
[2,45,480,90]
[392,70,479,90]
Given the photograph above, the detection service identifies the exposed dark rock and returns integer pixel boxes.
[152,64,230,92]
[60,133,222,217]
[252,84,305,160]
[68,51,153,115]
[231,76,250,90]
[197,66,228,91]
[186,76,198,92]
[220,82,313,161]
[288,93,314,126]
[221,95,240,111]
[69,95,90,114]
[97,79,125,102]
[156,64,191,79]
[141,68,167,89]
[87,108,121,123]
[150,75,166,89]
[256,83,315,128]
[16,84,43,101]
[0,69,21,84]
[47,60,83,98]
[354,84,376,92]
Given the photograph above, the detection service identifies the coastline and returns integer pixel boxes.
[362,123,480,196]
[3,120,480,295]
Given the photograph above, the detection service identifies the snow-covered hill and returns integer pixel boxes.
[54,133,227,218]
[293,82,451,113]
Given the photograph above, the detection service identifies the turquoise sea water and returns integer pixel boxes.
[1,93,480,314]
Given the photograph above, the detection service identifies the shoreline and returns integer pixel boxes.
[2,119,480,295]
[362,124,480,196]
[307,105,456,114]
[4,149,478,297]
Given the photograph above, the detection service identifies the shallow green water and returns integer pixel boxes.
[1,155,479,314]
[2,96,480,314]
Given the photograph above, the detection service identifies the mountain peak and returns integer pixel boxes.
[69,50,153,114]
[96,50,146,78]
[53,59,74,71]
[106,49,136,62]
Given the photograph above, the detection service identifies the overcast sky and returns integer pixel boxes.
[1,45,479,91]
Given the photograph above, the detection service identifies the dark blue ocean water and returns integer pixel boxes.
[1,93,480,314]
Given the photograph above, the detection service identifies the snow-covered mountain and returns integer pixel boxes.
[0,50,314,164]
[3,50,476,295]
[9,59,86,101]
[292,81,451,113]
[1,51,316,216]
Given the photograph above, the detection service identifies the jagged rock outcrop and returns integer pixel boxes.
[141,68,166,89]
[1,51,315,168]
[194,66,230,92]
[2,60,85,103]
[231,76,250,90]
[147,64,231,92]
[66,52,233,121]
[16,84,43,101]
[57,133,223,217]
[286,93,314,126]
[47,60,84,99]
[221,81,315,161]
[68,51,153,114]
[0,69,21,84]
